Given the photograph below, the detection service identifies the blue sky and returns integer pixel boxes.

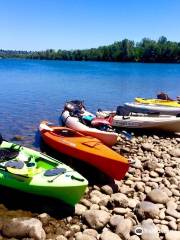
[0,0,180,50]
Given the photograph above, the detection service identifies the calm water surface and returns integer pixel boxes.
[0,59,179,147]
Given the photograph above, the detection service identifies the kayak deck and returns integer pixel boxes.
[0,141,88,206]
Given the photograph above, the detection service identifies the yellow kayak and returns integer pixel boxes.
[135,98,180,108]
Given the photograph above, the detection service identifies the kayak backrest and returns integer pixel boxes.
[116,106,130,116]
[64,100,85,112]
[53,128,82,137]
[0,148,19,162]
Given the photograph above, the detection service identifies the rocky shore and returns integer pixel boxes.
[0,133,180,240]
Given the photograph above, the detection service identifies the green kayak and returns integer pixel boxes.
[0,141,88,206]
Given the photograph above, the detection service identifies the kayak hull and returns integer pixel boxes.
[39,122,129,180]
[0,141,88,206]
[135,97,180,107]
[97,111,180,132]
[61,110,118,146]
[124,102,180,115]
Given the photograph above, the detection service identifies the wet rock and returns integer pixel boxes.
[100,230,122,240]
[135,201,159,220]
[11,135,25,141]
[83,210,110,230]
[1,217,45,240]
[141,219,160,240]
[147,189,169,204]
[115,218,132,240]
[109,193,129,208]
[165,231,180,240]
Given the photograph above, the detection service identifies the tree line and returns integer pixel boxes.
[0,36,180,63]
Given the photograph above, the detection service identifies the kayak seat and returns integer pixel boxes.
[5,160,24,169]
[116,106,130,116]
[54,129,76,137]
[44,168,67,177]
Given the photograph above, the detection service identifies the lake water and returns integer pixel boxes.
[0,59,179,147]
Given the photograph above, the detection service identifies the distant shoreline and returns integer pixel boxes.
[1,36,180,63]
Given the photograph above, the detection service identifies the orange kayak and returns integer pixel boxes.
[39,121,129,180]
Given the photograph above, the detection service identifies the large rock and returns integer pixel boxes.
[141,143,153,151]
[0,217,45,240]
[90,190,110,206]
[141,219,160,240]
[166,208,180,219]
[169,148,180,157]
[109,193,129,208]
[75,232,97,240]
[100,230,122,240]
[147,189,169,204]
[110,215,124,227]
[143,161,159,171]
[101,185,114,195]
[75,204,87,215]
[115,218,132,240]
[135,201,159,220]
[165,231,180,240]
[83,210,110,230]
[83,229,98,238]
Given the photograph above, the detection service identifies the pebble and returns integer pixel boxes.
[109,193,129,208]
[141,219,160,240]
[147,189,169,204]
[168,221,177,230]
[83,229,98,238]
[165,231,180,240]
[101,185,113,195]
[115,218,132,239]
[75,204,88,215]
[109,215,124,227]
[135,201,160,220]
[113,208,129,214]
[83,210,110,230]
[100,231,122,240]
